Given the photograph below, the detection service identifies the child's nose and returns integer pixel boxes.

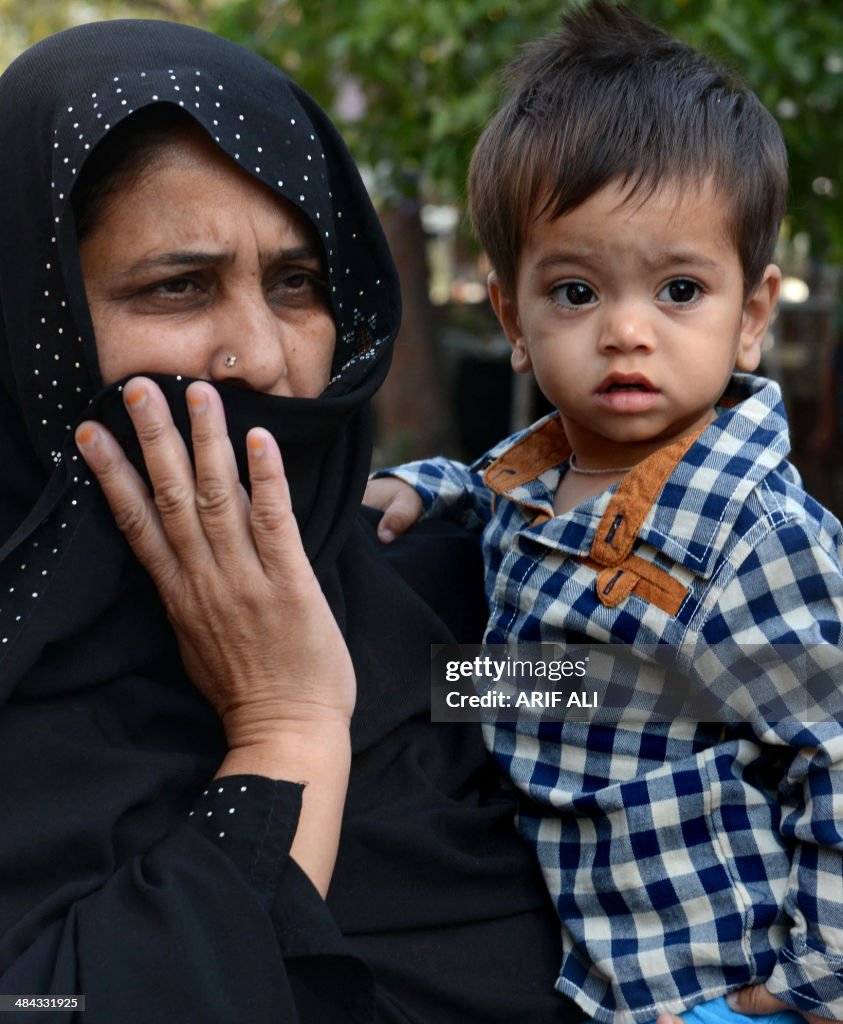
[598,302,656,353]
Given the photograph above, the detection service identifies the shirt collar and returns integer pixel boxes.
[483,374,791,578]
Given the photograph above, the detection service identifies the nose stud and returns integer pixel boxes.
[224,354,237,368]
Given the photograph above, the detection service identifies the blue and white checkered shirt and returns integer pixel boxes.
[382,375,843,1022]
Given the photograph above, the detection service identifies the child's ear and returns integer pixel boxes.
[736,264,781,372]
[488,272,532,374]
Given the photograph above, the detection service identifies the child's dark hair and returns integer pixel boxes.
[469,0,788,297]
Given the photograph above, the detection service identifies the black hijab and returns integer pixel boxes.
[0,20,575,1024]
[0,18,399,668]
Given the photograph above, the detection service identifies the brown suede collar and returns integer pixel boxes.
[481,415,706,614]
[483,416,703,556]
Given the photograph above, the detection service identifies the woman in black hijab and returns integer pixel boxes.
[0,20,580,1023]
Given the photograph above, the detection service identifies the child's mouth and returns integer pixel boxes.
[597,375,659,411]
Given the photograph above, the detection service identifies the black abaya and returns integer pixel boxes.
[0,20,581,1023]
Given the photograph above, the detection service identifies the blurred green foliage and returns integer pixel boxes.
[209,0,843,263]
[1,0,839,262]
[0,0,201,68]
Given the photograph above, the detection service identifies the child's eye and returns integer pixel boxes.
[658,278,701,303]
[551,281,596,308]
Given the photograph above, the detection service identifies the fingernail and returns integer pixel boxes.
[725,993,739,1011]
[75,424,98,449]
[247,432,266,457]
[379,526,395,543]
[124,383,147,409]
[186,388,207,414]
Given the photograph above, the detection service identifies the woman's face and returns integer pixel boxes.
[79,125,336,397]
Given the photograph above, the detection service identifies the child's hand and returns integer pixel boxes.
[363,477,424,543]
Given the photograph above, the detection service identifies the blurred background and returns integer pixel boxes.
[3,0,841,516]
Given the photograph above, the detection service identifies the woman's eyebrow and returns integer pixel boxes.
[116,245,323,279]
[262,244,323,267]
[115,251,234,279]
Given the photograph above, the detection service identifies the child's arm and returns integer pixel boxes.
[364,455,493,543]
[363,477,424,542]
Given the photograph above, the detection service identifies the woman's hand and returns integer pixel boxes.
[76,376,355,895]
[363,476,423,543]
[723,986,827,1022]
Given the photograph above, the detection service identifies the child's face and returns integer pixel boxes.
[490,177,780,467]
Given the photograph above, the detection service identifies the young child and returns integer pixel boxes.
[364,3,843,1023]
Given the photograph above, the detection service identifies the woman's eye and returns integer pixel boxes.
[151,277,201,297]
[269,268,328,304]
[551,281,596,308]
[280,272,312,290]
[659,278,700,303]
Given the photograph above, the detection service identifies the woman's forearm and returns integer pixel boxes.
[216,720,352,898]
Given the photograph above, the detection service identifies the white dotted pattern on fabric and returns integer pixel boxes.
[0,46,393,659]
[189,779,249,838]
